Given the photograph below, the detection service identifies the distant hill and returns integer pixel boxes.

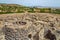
[0,3,60,14]
[0,3,30,13]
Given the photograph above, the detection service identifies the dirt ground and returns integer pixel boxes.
[0,13,60,40]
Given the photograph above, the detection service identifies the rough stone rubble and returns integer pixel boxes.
[0,13,60,40]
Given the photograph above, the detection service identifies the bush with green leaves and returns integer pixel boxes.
[53,9,60,14]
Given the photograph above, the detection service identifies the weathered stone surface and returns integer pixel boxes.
[0,13,60,40]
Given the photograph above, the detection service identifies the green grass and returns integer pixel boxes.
[51,9,60,14]
[0,12,15,14]
[0,4,60,14]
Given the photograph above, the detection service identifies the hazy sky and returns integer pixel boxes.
[0,0,60,7]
